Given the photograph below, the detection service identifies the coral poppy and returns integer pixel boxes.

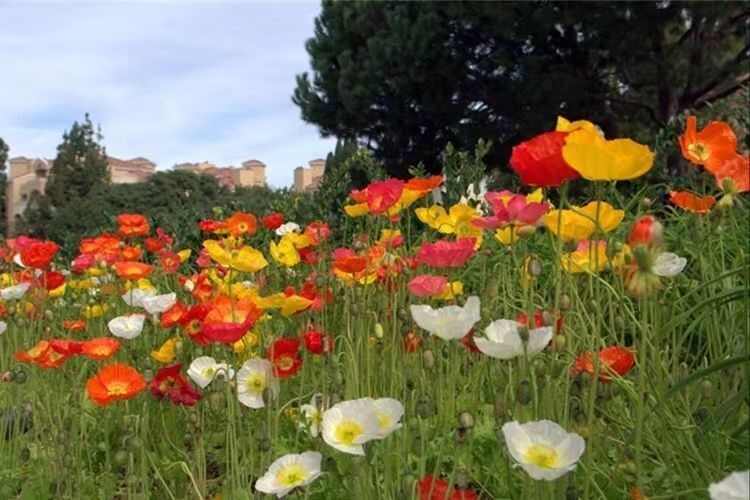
[269,337,303,378]
[63,319,87,332]
[627,215,664,248]
[571,346,635,382]
[408,275,449,298]
[160,302,187,328]
[150,363,202,406]
[262,212,285,231]
[117,214,150,237]
[81,337,121,360]
[86,363,146,406]
[302,327,334,355]
[225,211,258,237]
[510,131,580,187]
[202,296,263,344]
[713,153,750,195]
[114,261,153,281]
[679,116,737,171]
[364,178,405,214]
[669,191,716,214]
[416,238,476,269]
[20,240,59,269]
[563,128,654,181]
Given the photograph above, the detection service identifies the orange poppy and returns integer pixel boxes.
[86,363,146,406]
[668,191,716,214]
[404,175,443,194]
[117,214,150,237]
[713,153,749,194]
[122,246,142,261]
[202,295,262,344]
[224,212,257,237]
[113,261,153,280]
[678,116,737,172]
[81,338,121,360]
[63,319,87,332]
[15,340,70,368]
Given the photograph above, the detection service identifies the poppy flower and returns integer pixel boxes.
[302,327,334,355]
[122,246,142,261]
[571,346,635,382]
[114,261,153,281]
[304,221,331,245]
[179,303,211,345]
[474,319,553,359]
[63,319,87,332]
[150,363,202,406]
[71,253,96,274]
[145,237,166,254]
[561,240,609,274]
[502,420,585,481]
[86,363,146,406]
[403,332,422,352]
[42,271,66,291]
[678,116,737,171]
[332,249,368,274]
[117,214,150,237]
[474,192,549,230]
[627,215,664,248]
[15,340,56,366]
[410,296,481,341]
[225,211,257,237]
[415,204,483,241]
[563,128,654,181]
[416,238,476,269]
[460,329,481,353]
[713,153,749,195]
[669,191,716,214]
[20,240,59,269]
[510,131,580,187]
[543,201,624,242]
[198,219,225,233]
[417,475,479,500]
[269,337,303,378]
[255,451,322,498]
[517,309,564,335]
[364,178,405,214]
[50,339,84,357]
[202,240,268,273]
[81,337,121,360]
[236,358,278,408]
[160,302,187,328]
[270,237,301,268]
[158,251,182,273]
[262,212,285,231]
[404,175,443,195]
[202,296,262,344]
[408,275,449,298]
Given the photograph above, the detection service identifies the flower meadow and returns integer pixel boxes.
[0,116,748,500]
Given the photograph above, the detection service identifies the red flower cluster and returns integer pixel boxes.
[150,364,202,406]
[418,475,478,500]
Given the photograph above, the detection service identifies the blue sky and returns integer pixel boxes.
[0,1,336,188]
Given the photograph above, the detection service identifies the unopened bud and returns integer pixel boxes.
[518,326,529,343]
[701,380,713,399]
[628,215,663,248]
[640,197,653,208]
[516,380,532,405]
[458,411,474,429]
[559,294,572,311]
[374,323,384,339]
[526,258,543,277]
[422,350,435,369]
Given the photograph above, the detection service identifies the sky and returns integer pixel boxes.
[0,1,336,188]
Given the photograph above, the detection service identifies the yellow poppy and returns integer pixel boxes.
[562,128,654,181]
[270,237,301,268]
[344,203,369,217]
[203,240,268,273]
[561,240,609,274]
[151,337,179,364]
[544,201,623,242]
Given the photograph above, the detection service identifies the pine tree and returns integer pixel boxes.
[0,137,8,235]
[44,114,110,209]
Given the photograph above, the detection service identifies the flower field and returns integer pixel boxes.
[0,116,748,499]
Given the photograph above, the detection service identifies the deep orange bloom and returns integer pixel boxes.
[571,346,635,382]
[15,340,70,368]
[202,296,262,344]
[86,363,146,406]
[161,302,188,328]
[81,338,121,360]
[269,337,303,378]
[63,319,87,332]
[158,251,181,273]
[117,214,150,237]
[225,212,257,237]
[669,191,715,214]
[114,261,153,280]
[679,116,737,172]
[20,240,59,269]
[79,234,121,263]
[332,250,368,274]
[713,153,749,193]
[122,246,142,261]
[510,131,580,187]
[404,175,443,194]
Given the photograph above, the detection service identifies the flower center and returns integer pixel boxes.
[275,463,308,487]
[688,142,710,162]
[334,419,363,445]
[276,355,295,371]
[107,381,129,396]
[246,373,266,393]
[523,444,559,469]
[376,413,392,431]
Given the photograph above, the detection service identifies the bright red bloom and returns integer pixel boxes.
[117,214,150,238]
[516,309,564,335]
[269,338,303,378]
[364,178,405,214]
[86,363,146,406]
[299,247,319,265]
[571,346,635,382]
[201,296,262,344]
[20,240,59,269]
[418,475,479,500]
[669,191,716,214]
[50,339,84,356]
[304,221,331,245]
[42,271,65,291]
[403,332,423,353]
[408,275,449,298]
[179,303,211,345]
[332,248,368,274]
[510,131,580,187]
[627,215,663,248]
[81,337,121,360]
[302,327,334,355]
[262,212,285,230]
[416,238,476,268]
[199,219,225,233]
[145,237,167,254]
[150,364,202,406]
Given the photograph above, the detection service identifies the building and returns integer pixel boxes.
[293,159,326,192]
[5,156,156,235]
[173,159,267,190]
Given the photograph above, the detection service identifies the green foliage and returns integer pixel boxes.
[294,2,749,177]
[0,137,8,236]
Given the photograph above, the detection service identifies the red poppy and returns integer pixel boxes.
[121,246,142,261]
[113,261,153,281]
[416,238,476,268]
[304,221,331,245]
[20,239,59,269]
[201,296,262,344]
[332,249,368,274]
[262,212,285,230]
[408,275,449,298]
[198,219,225,233]
[510,131,580,187]
[50,339,84,357]
[299,247,319,265]
[417,475,478,500]
[364,178,405,214]
[42,271,66,291]
[571,346,635,382]
[145,237,166,254]
[81,338,121,360]
[269,338,303,378]
[179,304,211,345]
[86,363,146,406]
[117,214,150,238]
[627,215,663,248]
[669,191,716,214]
[678,116,737,172]
[460,330,481,354]
[158,251,181,273]
[150,364,202,406]
[225,212,257,237]
[302,327,334,355]
[516,309,564,335]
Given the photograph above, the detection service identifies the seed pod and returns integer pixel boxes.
[113,450,129,466]
[701,380,713,399]
[422,350,435,369]
[516,380,532,405]
[526,258,543,277]
[558,294,572,311]
[458,412,474,429]
[13,370,27,385]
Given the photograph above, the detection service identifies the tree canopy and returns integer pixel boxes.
[294,1,749,177]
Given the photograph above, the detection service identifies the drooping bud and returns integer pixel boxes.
[422,350,435,369]
[516,379,532,405]
[628,215,663,248]
[458,411,475,429]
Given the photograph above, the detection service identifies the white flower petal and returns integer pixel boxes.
[107,314,146,339]
[142,292,176,314]
[709,470,750,500]
[653,252,687,278]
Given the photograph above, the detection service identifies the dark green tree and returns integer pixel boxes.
[294,1,749,177]
[0,138,8,235]
[44,114,109,209]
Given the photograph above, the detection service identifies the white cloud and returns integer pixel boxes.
[0,1,335,187]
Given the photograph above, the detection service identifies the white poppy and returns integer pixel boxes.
[275,222,301,236]
[255,451,322,498]
[653,252,687,277]
[410,296,481,340]
[709,470,750,500]
[0,282,31,301]
[13,253,25,268]
[236,358,278,409]
[300,394,326,438]
[187,356,234,389]
[0,321,7,335]
[502,420,585,481]
[475,319,553,360]
[372,398,404,439]
[108,314,146,339]
[321,398,381,455]
[142,292,177,315]
[121,287,156,308]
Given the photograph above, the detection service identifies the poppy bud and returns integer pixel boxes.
[458,411,474,429]
[526,258,543,277]
[640,197,653,208]
[692,407,709,425]
[374,323,384,339]
[518,326,529,344]
[454,470,470,489]
[516,379,532,405]
[422,350,435,369]
[13,370,27,384]
[494,397,506,421]
[559,294,572,311]
[126,436,143,451]
[113,450,129,466]
[628,215,663,248]
[701,380,713,399]
[553,335,566,351]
